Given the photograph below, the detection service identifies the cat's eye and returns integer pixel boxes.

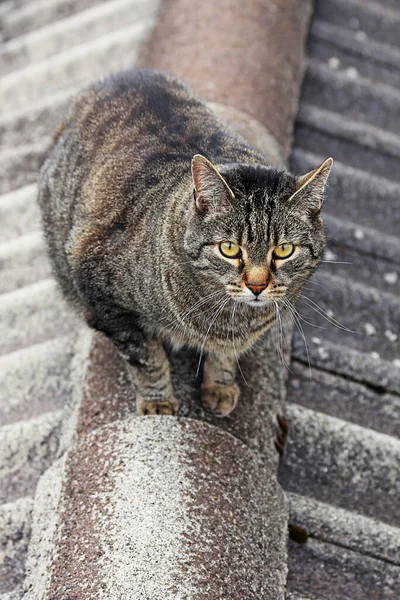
[219,241,241,259]
[274,243,294,259]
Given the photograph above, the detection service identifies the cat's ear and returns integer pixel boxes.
[191,154,235,213]
[289,157,333,214]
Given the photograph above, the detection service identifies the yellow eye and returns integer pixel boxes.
[274,243,294,259]
[219,241,241,259]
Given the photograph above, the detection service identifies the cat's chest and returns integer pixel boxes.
[159,308,275,355]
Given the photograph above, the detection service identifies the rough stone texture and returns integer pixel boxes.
[0,92,71,155]
[0,232,50,294]
[0,0,108,41]
[287,360,400,437]
[292,149,400,237]
[282,402,400,526]
[287,538,400,600]
[296,103,400,182]
[0,279,79,356]
[35,419,288,600]
[0,497,33,594]
[309,19,400,88]
[0,19,157,112]
[288,492,400,566]
[0,185,39,242]
[283,3,400,591]
[139,0,313,159]
[0,0,158,76]
[315,0,400,50]
[0,411,63,504]
[23,458,66,600]
[0,336,75,425]
[303,59,400,131]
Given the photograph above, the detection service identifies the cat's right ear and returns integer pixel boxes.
[191,154,235,213]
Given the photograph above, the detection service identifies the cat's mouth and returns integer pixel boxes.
[226,284,287,307]
[232,293,273,307]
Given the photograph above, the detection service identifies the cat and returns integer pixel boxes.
[38,68,332,418]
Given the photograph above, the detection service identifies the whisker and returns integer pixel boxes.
[320,260,353,265]
[231,301,249,387]
[282,298,311,379]
[159,289,225,331]
[299,294,357,334]
[274,302,291,371]
[196,297,231,376]
[283,297,326,329]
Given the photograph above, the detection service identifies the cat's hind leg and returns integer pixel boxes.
[201,353,239,417]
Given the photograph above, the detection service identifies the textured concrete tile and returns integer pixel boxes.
[0,0,159,75]
[315,0,400,49]
[0,497,33,594]
[41,419,288,600]
[0,335,75,425]
[139,0,313,159]
[287,538,400,600]
[0,232,50,293]
[0,20,157,111]
[302,59,400,132]
[291,150,400,237]
[296,104,400,181]
[0,0,106,41]
[288,492,400,565]
[310,19,400,88]
[280,404,400,526]
[0,279,79,355]
[0,185,39,243]
[287,360,400,437]
[0,411,62,504]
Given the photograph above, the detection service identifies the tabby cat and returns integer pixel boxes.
[38,69,332,417]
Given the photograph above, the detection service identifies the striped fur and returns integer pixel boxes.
[38,69,331,416]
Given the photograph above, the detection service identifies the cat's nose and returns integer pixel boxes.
[245,282,267,296]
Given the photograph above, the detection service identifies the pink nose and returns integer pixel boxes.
[245,282,267,296]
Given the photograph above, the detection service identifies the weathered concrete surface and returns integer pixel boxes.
[139,0,313,159]
[33,418,288,599]
[0,497,33,594]
[288,492,400,566]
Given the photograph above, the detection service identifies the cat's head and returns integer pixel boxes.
[183,154,332,307]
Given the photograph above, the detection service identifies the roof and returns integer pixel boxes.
[0,0,399,598]
[282,0,400,597]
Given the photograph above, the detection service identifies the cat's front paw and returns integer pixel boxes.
[136,397,179,416]
[201,382,239,417]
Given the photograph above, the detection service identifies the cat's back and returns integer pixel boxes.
[49,69,221,168]
[38,69,260,306]
[39,68,232,223]
[39,68,252,245]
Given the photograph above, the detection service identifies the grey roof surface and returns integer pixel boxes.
[0,0,399,598]
[283,0,400,597]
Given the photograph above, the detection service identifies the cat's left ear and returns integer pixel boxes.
[289,157,333,213]
[191,154,235,213]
